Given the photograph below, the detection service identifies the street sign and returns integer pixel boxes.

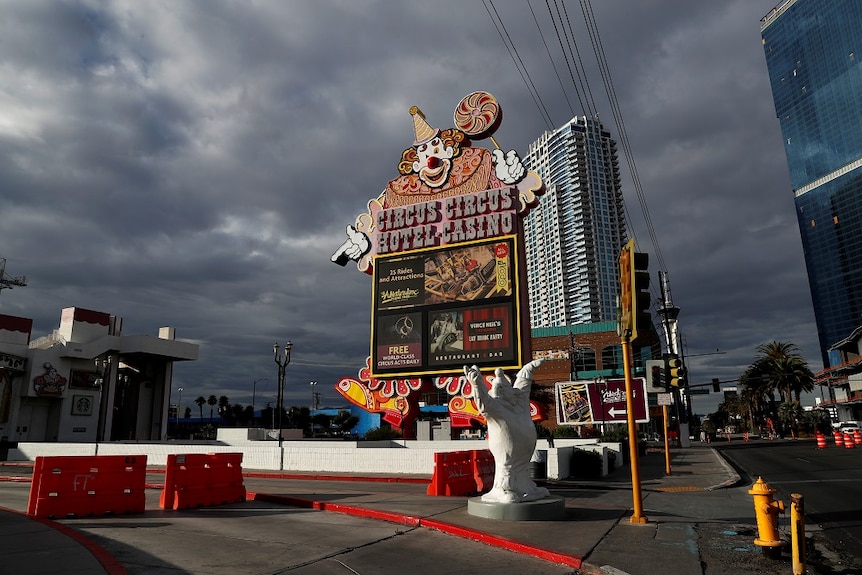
[557,378,648,425]
[588,378,649,423]
[657,393,672,406]
[688,388,710,395]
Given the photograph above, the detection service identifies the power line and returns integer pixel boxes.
[579,0,666,273]
[483,0,554,131]
[551,0,599,117]
[527,0,578,119]
[0,258,27,304]
[485,0,669,327]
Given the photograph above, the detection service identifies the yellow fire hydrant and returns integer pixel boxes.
[748,476,785,556]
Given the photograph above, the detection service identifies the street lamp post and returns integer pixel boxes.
[95,355,112,443]
[273,342,292,448]
[175,387,184,439]
[309,380,318,437]
[252,378,270,426]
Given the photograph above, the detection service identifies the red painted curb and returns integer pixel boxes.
[248,492,421,525]
[419,517,582,568]
[317,502,422,527]
[1,505,127,575]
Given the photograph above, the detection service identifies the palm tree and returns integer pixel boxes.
[739,386,763,432]
[778,401,803,439]
[207,395,218,420]
[195,396,206,419]
[741,341,814,430]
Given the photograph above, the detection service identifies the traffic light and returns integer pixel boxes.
[665,354,687,388]
[646,359,665,392]
[619,242,634,336]
[712,378,721,393]
[618,239,651,343]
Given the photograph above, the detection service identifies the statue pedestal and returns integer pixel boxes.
[467,495,566,521]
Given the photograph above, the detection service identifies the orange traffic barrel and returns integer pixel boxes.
[854,430,862,445]
[844,432,855,449]
[834,430,845,447]
[816,432,827,449]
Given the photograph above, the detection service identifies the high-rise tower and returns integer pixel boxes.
[761,0,862,367]
[523,117,627,328]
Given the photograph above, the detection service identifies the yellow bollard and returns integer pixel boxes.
[748,477,785,557]
[791,493,806,575]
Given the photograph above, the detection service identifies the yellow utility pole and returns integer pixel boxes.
[663,404,672,475]
[621,336,647,523]
[618,239,649,524]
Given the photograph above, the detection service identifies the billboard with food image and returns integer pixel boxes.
[371,235,522,377]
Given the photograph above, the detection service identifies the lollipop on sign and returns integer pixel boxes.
[454,91,503,147]
[456,91,526,185]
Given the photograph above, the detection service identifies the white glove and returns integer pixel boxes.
[331,224,370,266]
[492,149,525,185]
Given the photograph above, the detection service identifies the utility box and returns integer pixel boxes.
[416,420,432,441]
[432,420,452,441]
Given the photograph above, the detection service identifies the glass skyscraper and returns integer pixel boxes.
[761,0,862,367]
[522,117,627,328]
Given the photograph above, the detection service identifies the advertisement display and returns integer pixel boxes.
[69,369,100,390]
[371,235,522,377]
[556,378,649,425]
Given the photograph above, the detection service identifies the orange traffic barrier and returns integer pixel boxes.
[816,432,827,449]
[160,452,245,510]
[27,455,147,519]
[427,451,475,496]
[844,432,855,449]
[834,430,844,447]
[472,449,495,494]
[855,430,862,446]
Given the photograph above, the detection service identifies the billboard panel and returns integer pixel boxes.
[371,235,523,377]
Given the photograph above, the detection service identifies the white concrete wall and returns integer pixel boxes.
[547,446,572,479]
[8,438,620,477]
[9,440,479,474]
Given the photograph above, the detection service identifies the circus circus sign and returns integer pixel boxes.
[331,92,545,432]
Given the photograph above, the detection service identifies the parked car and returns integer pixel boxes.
[834,421,861,433]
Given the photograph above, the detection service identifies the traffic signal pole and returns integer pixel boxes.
[619,239,649,524]
[621,336,648,523]
[662,404,672,475]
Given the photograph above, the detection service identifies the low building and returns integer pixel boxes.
[813,326,862,424]
[0,307,198,443]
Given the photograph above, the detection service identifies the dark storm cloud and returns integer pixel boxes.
[0,1,817,415]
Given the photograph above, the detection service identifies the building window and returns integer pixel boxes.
[600,345,621,372]
[573,347,597,373]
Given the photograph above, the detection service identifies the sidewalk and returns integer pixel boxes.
[0,444,770,575]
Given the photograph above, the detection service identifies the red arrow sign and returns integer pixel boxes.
[586,378,648,424]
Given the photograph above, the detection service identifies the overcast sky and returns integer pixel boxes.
[0,1,818,417]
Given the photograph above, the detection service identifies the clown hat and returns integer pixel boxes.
[410,106,439,145]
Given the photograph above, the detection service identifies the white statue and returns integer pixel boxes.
[464,360,551,503]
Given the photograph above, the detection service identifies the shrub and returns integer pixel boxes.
[552,425,579,438]
[363,426,402,441]
[569,448,603,479]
